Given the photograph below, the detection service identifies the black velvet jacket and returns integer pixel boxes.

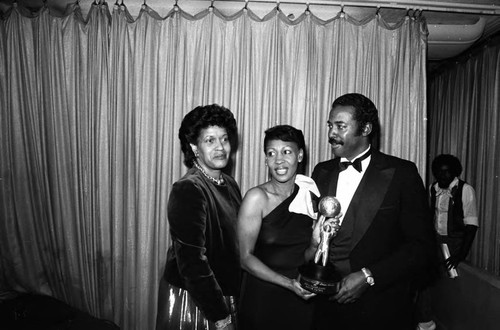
[164,167,242,322]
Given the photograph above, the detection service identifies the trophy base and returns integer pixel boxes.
[298,262,342,295]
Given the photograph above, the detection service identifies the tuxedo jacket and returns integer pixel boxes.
[312,150,434,300]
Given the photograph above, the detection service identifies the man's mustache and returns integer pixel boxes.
[329,138,344,145]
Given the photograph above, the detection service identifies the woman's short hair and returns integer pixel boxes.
[264,125,307,173]
[179,104,237,167]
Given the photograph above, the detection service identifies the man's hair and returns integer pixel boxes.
[431,154,463,177]
[331,93,380,142]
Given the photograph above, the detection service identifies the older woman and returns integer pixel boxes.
[237,125,319,330]
[156,104,241,330]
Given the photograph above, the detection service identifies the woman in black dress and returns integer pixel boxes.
[156,104,241,330]
[237,125,319,330]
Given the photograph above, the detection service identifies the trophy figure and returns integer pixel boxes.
[299,196,342,294]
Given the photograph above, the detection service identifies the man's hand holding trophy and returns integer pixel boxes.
[314,197,342,266]
[299,196,342,294]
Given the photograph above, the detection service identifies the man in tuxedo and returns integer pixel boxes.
[309,93,435,330]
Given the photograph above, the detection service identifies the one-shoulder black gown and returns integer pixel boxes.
[239,185,314,330]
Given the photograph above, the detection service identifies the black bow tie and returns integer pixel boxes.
[339,149,371,172]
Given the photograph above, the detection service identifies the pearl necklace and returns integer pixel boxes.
[194,161,225,185]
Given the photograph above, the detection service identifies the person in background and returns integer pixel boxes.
[156,104,241,330]
[416,154,478,330]
[238,125,318,330]
[430,154,478,272]
[308,93,435,330]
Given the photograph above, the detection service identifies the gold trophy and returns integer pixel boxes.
[299,196,342,294]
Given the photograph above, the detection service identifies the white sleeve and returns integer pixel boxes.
[462,184,478,227]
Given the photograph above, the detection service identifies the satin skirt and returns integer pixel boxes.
[156,281,237,330]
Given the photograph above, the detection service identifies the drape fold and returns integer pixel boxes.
[429,40,500,276]
[0,3,427,329]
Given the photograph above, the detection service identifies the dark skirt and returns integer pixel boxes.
[239,272,314,330]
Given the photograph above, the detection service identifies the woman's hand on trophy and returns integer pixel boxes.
[331,271,368,304]
[290,278,316,300]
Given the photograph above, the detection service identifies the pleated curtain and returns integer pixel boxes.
[0,2,427,329]
[428,39,500,276]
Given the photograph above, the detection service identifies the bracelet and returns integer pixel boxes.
[215,315,231,329]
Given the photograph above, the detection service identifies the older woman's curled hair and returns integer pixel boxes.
[179,104,237,167]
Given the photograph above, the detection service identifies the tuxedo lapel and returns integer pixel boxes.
[328,159,341,196]
[348,152,395,249]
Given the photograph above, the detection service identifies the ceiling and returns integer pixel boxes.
[1,0,500,72]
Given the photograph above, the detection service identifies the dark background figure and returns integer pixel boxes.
[156,104,241,330]
[416,154,479,330]
[237,125,317,330]
[308,93,435,330]
[430,154,478,270]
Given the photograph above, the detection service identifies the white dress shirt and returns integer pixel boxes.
[336,146,371,225]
